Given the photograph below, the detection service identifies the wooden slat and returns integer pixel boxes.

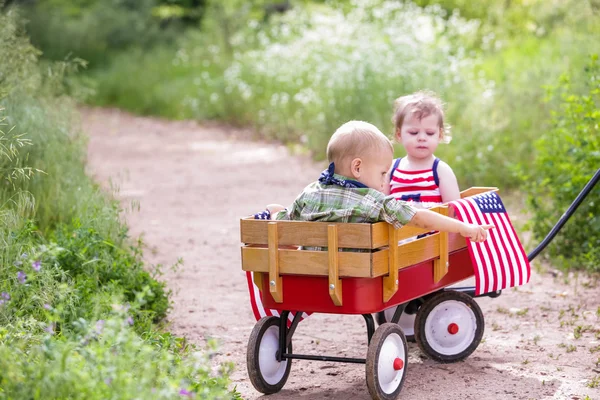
[253,271,264,292]
[371,221,443,244]
[241,219,375,249]
[372,249,389,277]
[268,222,283,303]
[395,225,434,241]
[460,187,498,198]
[371,223,390,249]
[383,225,399,302]
[242,233,468,278]
[328,225,342,306]
[433,208,449,283]
[242,247,381,277]
[242,238,467,280]
[397,232,466,270]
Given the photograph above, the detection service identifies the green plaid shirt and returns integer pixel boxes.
[275,174,416,228]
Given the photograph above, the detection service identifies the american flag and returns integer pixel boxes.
[448,192,531,296]
[245,271,310,325]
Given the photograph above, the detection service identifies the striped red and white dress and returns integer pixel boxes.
[389,157,443,209]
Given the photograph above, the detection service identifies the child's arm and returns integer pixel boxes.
[437,161,460,202]
[409,209,493,242]
[266,204,286,219]
[437,161,460,218]
[380,197,492,243]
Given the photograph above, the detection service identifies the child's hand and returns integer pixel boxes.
[266,204,285,214]
[266,204,286,219]
[460,223,494,242]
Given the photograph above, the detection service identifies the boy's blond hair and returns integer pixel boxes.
[326,121,393,166]
[392,90,451,144]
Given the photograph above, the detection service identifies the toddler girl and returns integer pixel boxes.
[388,90,460,208]
[381,91,461,337]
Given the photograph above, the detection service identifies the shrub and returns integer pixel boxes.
[523,55,600,272]
[88,0,600,189]
[0,309,236,400]
[21,0,162,68]
[0,9,236,398]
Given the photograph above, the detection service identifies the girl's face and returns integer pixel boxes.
[396,112,442,160]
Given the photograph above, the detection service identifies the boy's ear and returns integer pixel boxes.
[350,158,362,178]
[395,127,402,140]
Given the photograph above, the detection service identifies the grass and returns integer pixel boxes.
[85,1,600,192]
[0,10,236,398]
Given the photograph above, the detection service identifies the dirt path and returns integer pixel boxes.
[83,108,599,400]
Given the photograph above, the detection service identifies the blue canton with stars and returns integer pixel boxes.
[473,192,506,213]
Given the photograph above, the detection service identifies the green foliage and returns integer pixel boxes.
[0,9,235,397]
[9,0,208,68]
[51,220,170,326]
[87,0,600,190]
[90,1,490,169]
[22,0,161,67]
[0,311,235,399]
[523,55,600,273]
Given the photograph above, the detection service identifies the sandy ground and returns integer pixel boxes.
[83,108,600,400]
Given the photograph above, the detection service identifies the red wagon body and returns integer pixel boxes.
[242,187,497,400]
[259,247,473,315]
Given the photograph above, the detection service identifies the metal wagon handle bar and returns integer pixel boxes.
[526,167,600,262]
[452,167,600,298]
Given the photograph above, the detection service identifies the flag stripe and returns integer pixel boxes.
[449,192,531,296]
[245,271,311,324]
[462,199,495,293]
[450,202,486,295]
[488,213,513,288]
[492,213,519,288]
[246,271,266,319]
[467,199,506,291]
[499,213,529,286]
[466,198,504,292]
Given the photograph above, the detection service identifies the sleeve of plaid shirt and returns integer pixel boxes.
[379,196,417,229]
[273,195,302,221]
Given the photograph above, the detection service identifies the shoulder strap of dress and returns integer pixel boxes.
[432,158,440,187]
[389,157,402,182]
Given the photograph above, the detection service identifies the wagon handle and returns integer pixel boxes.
[456,168,599,298]
[527,167,600,262]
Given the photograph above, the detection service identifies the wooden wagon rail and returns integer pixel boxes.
[241,187,497,305]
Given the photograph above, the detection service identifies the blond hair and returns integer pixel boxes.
[392,90,451,144]
[326,121,393,166]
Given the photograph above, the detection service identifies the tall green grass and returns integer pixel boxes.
[88,0,600,190]
[522,55,600,272]
[0,9,236,398]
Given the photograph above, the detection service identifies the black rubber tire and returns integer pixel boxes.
[247,316,292,394]
[365,323,408,400]
[375,299,423,342]
[414,291,484,363]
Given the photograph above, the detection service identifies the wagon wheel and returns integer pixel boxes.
[247,316,293,394]
[375,299,424,342]
[366,323,408,400]
[414,291,484,363]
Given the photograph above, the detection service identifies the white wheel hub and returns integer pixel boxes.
[258,325,288,385]
[424,300,477,355]
[377,333,406,394]
[384,307,415,336]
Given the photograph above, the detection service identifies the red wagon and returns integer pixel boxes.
[241,187,502,400]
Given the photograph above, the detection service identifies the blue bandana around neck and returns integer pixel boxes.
[318,162,368,188]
